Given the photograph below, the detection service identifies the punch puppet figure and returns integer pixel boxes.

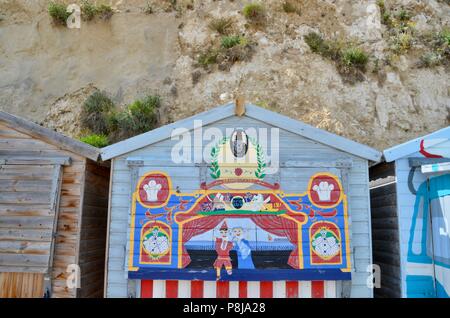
[214,221,233,280]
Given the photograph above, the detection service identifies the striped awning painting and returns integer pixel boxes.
[140,280,336,298]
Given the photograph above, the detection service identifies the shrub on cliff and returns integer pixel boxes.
[48,1,71,25]
[81,91,115,135]
[107,95,161,142]
[80,92,161,143]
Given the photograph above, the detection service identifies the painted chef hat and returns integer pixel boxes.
[220,221,228,231]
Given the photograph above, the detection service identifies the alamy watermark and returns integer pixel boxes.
[170,120,281,174]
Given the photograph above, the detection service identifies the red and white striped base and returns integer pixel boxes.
[141,280,336,298]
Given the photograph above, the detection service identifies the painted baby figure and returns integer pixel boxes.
[213,221,233,280]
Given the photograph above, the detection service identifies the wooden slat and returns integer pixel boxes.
[0,179,53,192]
[0,204,53,217]
[0,156,71,166]
[0,241,52,255]
[0,228,53,241]
[0,254,50,267]
[0,216,55,229]
[0,192,51,205]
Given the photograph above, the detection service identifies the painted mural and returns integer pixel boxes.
[406,139,450,298]
[128,130,351,281]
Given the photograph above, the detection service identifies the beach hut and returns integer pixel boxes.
[101,102,381,298]
[0,111,110,298]
[369,126,450,298]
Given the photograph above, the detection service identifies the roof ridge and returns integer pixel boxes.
[0,110,101,161]
[101,103,382,162]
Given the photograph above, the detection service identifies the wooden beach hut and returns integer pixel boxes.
[101,102,381,298]
[369,126,450,298]
[0,111,110,298]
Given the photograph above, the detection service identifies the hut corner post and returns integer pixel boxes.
[126,160,144,298]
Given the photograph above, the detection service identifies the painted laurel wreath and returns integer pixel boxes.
[209,136,266,179]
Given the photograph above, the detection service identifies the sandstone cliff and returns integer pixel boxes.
[0,0,449,149]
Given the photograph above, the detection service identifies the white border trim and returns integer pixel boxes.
[100,103,382,162]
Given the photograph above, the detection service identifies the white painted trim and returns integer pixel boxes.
[100,103,382,162]
[383,126,450,162]
[421,162,450,174]
[101,103,235,160]
[245,104,382,162]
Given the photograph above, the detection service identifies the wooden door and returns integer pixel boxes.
[0,163,63,298]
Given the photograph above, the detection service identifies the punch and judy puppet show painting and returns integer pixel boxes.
[128,130,351,281]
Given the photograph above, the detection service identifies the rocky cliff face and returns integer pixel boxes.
[0,0,449,149]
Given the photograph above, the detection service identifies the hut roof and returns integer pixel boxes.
[384,126,450,162]
[101,103,381,162]
[0,110,101,161]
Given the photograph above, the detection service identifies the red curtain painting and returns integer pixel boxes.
[250,216,300,269]
[180,215,300,269]
[181,216,226,268]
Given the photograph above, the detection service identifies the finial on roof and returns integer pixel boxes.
[235,96,245,116]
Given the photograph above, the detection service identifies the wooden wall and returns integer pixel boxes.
[77,160,109,298]
[105,116,374,298]
[0,121,108,298]
[369,162,402,298]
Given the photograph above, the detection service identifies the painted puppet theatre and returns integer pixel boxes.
[101,103,379,298]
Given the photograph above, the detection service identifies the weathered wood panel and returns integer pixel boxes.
[0,121,85,298]
[369,161,401,298]
[0,164,57,274]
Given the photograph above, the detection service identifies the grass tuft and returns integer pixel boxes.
[81,1,114,21]
[209,17,233,35]
[304,32,369,83]
[79,134,109,148]
[282,1,301,15]
[242,3,266,25]
[221,35,244,49]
